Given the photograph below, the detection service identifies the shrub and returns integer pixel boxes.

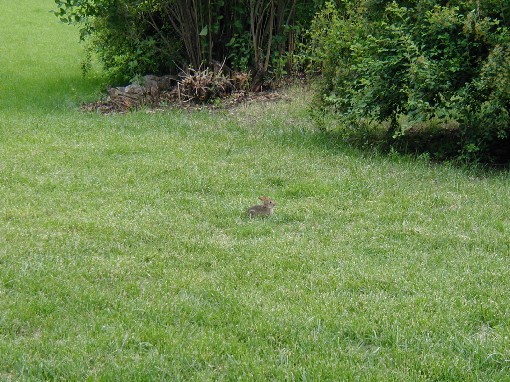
[309,0,510,164]
[54,0,183,83]
[54,0,326,86]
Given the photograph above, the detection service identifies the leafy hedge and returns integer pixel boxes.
[309,0,510,164]
[54,0,324,86]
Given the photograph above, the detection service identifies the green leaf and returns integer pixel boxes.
[199,25,208,36]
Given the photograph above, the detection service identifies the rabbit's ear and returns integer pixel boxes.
[259,196,269,202]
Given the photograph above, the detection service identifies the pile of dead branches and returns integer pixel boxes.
[177,66,234,103]
[79,68,291,114]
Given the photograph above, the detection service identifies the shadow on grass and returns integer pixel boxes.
[0,72,105,113]
[273,117,510,174]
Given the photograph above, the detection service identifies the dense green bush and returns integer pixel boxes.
[54,0,324,86]
[54,0,183,82]
[309,0,510,164]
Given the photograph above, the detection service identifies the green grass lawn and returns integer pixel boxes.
[1,1,510,381]
[0,0,103,113]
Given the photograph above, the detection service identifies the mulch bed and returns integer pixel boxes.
[81,88,286,114]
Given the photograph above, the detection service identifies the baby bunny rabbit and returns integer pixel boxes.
[247,196,276,218]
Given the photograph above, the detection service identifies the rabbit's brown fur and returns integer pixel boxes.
[247,196,276,218]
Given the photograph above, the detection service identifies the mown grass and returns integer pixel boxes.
[0,0,103,112]
[1,1,510,381]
